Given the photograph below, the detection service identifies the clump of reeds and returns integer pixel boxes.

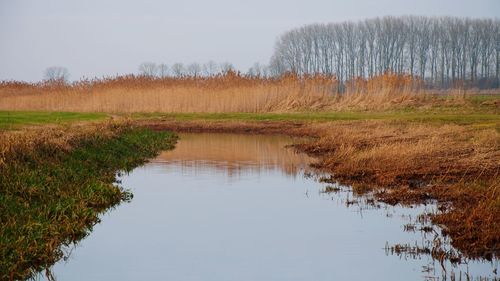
[335,73,429,110]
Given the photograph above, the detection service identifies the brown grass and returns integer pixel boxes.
[299,121,499,186]
[0,73,456,113]
[293,121,499,259]
[0,122,121,168]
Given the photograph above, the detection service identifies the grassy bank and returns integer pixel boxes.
[0,111,107,130]
[1,109,498,129]
[0,123,177,280]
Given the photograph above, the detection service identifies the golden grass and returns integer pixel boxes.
[0,73,331,112]
[0,122,119,168]
[301,121,499,186]
[0,73,459,113]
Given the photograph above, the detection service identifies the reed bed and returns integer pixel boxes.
[0,73,451,113]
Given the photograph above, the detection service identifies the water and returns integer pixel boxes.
[42,133,498,281]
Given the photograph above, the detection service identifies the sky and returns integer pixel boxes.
[1,0,499,82]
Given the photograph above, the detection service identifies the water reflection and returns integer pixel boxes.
[153,133,314,177]
[41,133,498,281]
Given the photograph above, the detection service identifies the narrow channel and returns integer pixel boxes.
[42,133,498,281]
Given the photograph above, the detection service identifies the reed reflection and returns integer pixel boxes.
[151,133,313,178]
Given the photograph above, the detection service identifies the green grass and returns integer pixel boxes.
[1,104,498,132]
[131,110,500,125]
[0,126,177,280]
[0,111,107,130]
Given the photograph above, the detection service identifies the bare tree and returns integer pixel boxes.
[495,20,500,86]
[247,62,264,77]
[220,62,235,73]
[44,66,70,83]
[158,63,169,78]
[171,63,185,77]
[202,60,219,76]
[139,62,158,77]
[187,63,201,77]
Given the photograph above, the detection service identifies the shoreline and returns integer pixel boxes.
[138,118,499,259]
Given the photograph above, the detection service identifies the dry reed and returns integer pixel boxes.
[0,73,443,113]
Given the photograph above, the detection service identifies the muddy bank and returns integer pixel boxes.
[138,119,500,259]
[142,120,311,136]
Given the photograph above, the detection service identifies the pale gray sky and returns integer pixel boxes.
[1,0,499,81]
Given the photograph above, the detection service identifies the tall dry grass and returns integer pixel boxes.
[299,121,499,186]
[0,72,441,113]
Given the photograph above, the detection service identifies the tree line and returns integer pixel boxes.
[42,61,273,84]
[138,61,237,77]
[137,61,273,78]
[43,16,500,89]
[269,16,500,88]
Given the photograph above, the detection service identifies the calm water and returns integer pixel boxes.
[42,133,498,281]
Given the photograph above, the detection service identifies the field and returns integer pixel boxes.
[1,74,499,278]
[0,111,106,130]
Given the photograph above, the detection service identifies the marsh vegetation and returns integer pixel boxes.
[0,14,499,281]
